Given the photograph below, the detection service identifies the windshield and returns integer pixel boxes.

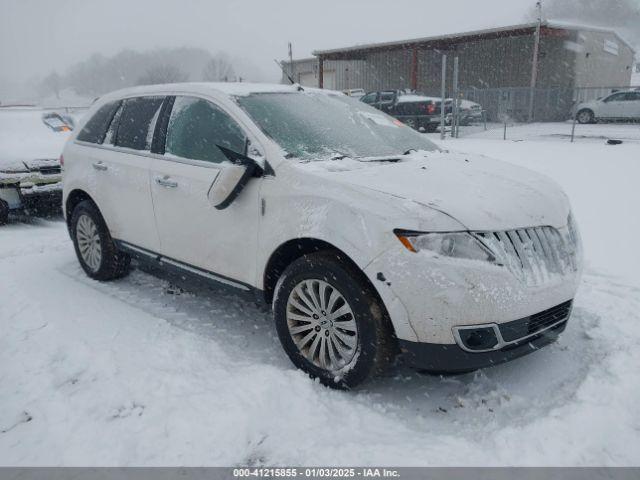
[236,92,438,160]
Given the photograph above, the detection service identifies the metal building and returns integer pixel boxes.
[282,21,635,121]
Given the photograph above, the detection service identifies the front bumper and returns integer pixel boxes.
[399,312,568,373]
[0,179,62,212]
[364,236,582,345]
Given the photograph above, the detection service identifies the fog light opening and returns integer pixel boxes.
[456,326,499,351]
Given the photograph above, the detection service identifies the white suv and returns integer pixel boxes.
[62,83,583,388]
[575,90,640,123]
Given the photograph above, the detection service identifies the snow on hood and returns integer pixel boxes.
[300,152,570,231]
[0,109,68,169]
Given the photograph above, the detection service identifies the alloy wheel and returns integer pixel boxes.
[286,279,358,372]
[76,214,102,272]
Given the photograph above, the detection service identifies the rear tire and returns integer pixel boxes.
[70,200,130,281]
[576,109,595,124]
[273,251,396,389]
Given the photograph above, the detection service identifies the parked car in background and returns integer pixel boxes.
[446,98,483,125]
[575,90,640,124]
[0,108,68,224]
[342,88,366,99]
[63,82,582,389]
[361,90,444,132]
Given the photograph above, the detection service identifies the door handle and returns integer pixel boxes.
[92,161,108,171]
[155,176,178,188]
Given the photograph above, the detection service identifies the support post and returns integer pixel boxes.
[452,56,459,138]
[528,0,543,122]
[411,47,418,91]
[318,57,324,89]
[440,54,447,140]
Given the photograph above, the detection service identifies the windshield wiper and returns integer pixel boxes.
[355,150,425,163]
[356,155,401,163]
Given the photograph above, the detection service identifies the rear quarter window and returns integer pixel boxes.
[76,101,121,144]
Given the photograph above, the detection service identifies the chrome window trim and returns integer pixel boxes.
[452,316,568,354]
[73,141,227,170]
[74,91,272,172]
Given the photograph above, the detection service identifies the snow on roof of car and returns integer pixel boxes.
[98,82,342,102]
[396,94,440,103]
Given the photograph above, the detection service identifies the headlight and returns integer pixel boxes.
[395,230,496,262]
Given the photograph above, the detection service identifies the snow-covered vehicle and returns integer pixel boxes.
[62,83,583,388]
[0,108,67,224]
[575,90,640,124]
[342,88,366,99]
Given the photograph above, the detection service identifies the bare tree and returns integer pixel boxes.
[202,54,236,82]
[42,71,62,99]
[137,64,189,86]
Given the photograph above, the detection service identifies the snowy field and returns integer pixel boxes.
[1,122,640,466]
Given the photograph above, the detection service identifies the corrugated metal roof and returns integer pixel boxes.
[313,21,635,56]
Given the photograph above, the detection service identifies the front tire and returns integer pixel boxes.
[576,109,595,124]
[70,200,130,281]
[273,252,396,389]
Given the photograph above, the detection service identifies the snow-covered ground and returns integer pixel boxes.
[1,122,640,466]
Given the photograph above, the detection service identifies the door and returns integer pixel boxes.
[149,95,262,286]
[87,96,163,251]
[598,92,627,118]
[322,70,336,90]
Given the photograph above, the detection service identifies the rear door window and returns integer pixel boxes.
[115,96,165,151]
[103,102,125,145]
[76,101,121,144]
[164,96,246,164]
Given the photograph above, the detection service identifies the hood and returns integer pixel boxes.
[303,152,570,231]
[0,109,69,169]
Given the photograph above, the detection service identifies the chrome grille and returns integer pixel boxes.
[476,226,578,286]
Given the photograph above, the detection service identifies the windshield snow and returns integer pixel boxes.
[237,92,438,161]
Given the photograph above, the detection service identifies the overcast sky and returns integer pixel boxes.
[1,0,536,84]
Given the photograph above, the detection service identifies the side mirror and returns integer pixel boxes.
[208,145,263,210]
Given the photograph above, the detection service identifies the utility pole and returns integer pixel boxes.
[288,42,294,83]
[452,56,459,138]
[528,0,543,122]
